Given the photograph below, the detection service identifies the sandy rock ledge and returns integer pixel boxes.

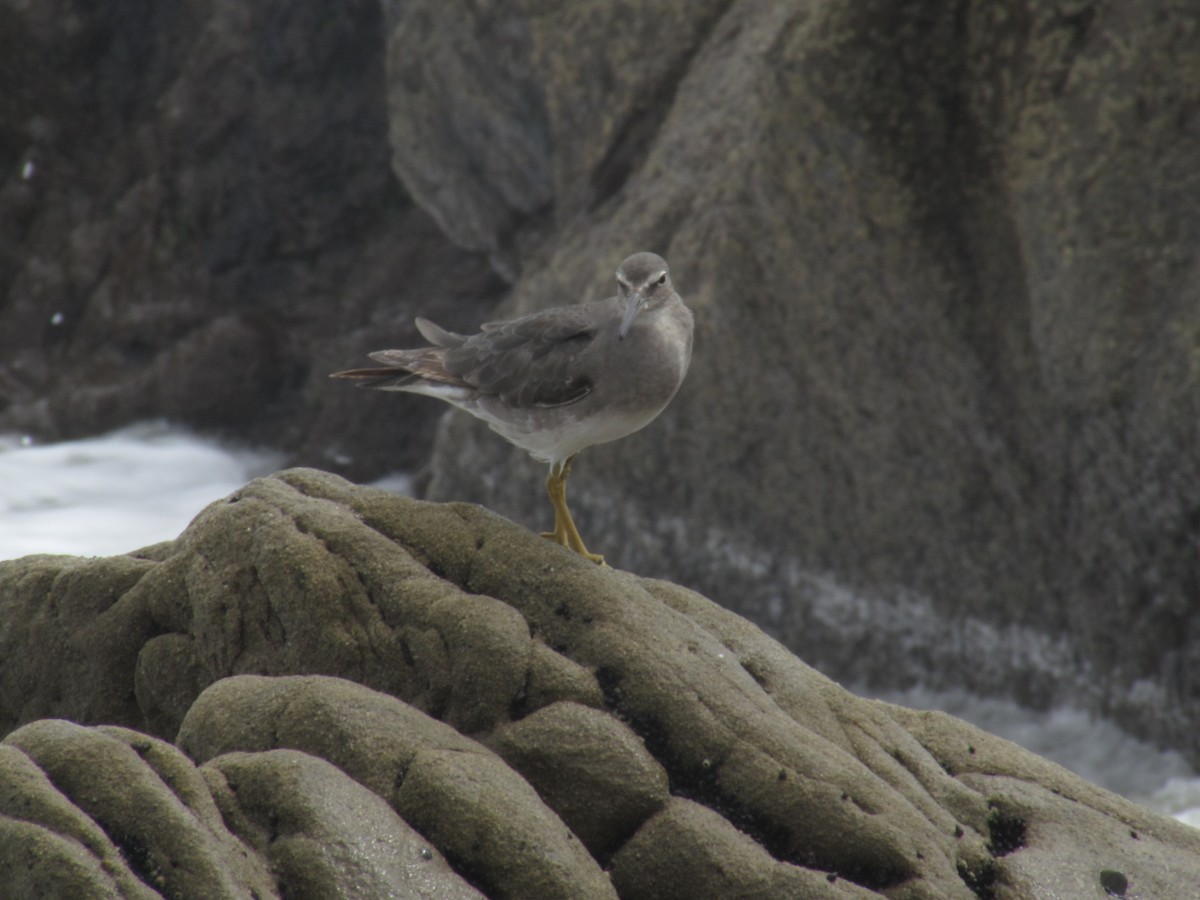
[1,469,1197,898]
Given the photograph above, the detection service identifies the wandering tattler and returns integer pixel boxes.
[331,252,694,563]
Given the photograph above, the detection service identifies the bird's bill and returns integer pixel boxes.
[618,292,645,339]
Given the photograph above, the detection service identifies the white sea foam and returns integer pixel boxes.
[0,422,283,559]
[0,422,1196,827]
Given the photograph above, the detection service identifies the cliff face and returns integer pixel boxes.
[1,470,1198,898]
[400,0,1200,759]
[0,0,504,473]
[3,0,1200,762]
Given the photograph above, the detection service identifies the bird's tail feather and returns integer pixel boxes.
[328,367,425,391]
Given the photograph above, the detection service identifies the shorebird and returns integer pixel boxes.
[331,252,693,563]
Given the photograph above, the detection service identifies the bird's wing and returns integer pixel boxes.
[415,317,468,348]
[444,304,603,408]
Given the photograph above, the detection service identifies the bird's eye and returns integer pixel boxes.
[656,274,667,286]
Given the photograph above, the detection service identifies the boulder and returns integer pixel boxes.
[0,0,503,475]
[0,720,275,898]
[396,0,1200,764]
[3,0,1200,766]
[1,469,1197,897]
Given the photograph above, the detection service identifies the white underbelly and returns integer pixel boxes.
[475,401,667,465]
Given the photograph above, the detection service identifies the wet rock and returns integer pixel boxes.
[204,748,484,899]
[3,0,1200,767]
[1,721,274,898]
[2,469,1198,897]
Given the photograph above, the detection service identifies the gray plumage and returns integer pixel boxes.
[332,252,694,468]
[332,251,693,562]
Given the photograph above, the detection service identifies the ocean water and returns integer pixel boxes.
[0,422,285,558]
[1,423,1197,828]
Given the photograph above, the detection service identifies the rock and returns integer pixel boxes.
[487,701,670,862]
[609,797,879,899]
[397,0,1200,764]
[0,0,503,476]
[203,748,485,899]
[1,469,1197,897]
[4,0,1200,768]
[1,720,275,898]
[889,703,1200,899]
[381,0,553,270]
[178,674,613,900]
[0,553,157,731]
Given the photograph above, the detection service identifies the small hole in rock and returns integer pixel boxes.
[1099,869,1128,897]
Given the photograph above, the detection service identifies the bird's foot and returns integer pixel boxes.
[543,457,606,564]
[540,529,607,565]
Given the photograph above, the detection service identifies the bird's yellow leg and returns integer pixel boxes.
[540,456,605,564]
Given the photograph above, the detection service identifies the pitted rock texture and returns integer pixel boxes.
[395,0,1200,763]
[0,721,276,899]
[0,0,504,474]
[4,0,1200,770]
[2,469,1198,898]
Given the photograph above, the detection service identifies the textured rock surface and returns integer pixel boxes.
[399,0,1200,764]
[0,0,504,474]
[2,469,1198,898]
[0,721,276,899]
[2,0,1199,784]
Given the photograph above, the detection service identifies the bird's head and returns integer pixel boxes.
[616,252,673,340]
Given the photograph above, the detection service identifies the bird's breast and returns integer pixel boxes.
[599,301,693,413]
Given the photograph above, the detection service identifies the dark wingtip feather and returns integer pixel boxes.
[329,367,392,380]
[329,367,421,391]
